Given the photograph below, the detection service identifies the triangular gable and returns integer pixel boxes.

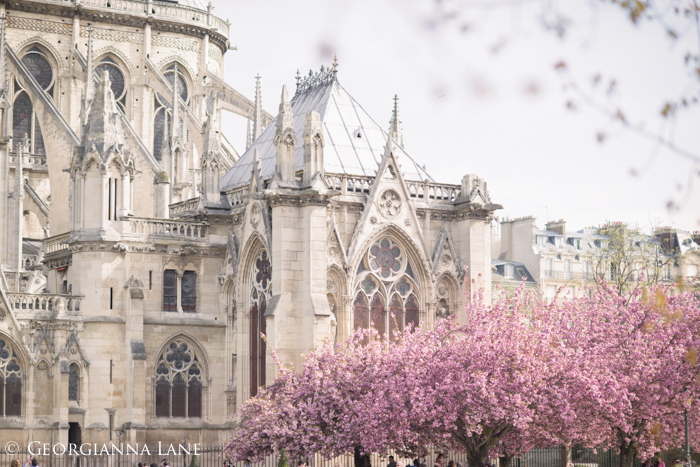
[433,223,462,272]
[347,134,432,274]
[327,213,348,267]
[63,330,90,366]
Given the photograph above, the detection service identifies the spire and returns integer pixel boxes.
[389,94,403,148]
[252,74,263,140]
[200,113,221,203]
[295,69,301,94]
[302,110,324,186]
[0,15,7,100]
[332,54,338,80]
[171,63,181,146]
[83,27,95,122]
[83,70,122,154]
[245,117,252,150]
[274,85,297,184]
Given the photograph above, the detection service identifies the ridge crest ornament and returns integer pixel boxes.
[378,189,402,219]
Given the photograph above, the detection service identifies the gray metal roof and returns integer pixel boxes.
[220,80,433,191]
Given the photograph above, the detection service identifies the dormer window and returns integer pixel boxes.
[575,239,581,250]
[555,237,563,248]
[537,236,546,248]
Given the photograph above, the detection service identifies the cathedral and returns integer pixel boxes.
[0,0,499,448]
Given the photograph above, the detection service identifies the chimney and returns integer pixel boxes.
[545,219,566,237]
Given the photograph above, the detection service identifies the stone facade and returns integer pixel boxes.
[0,0,499,449]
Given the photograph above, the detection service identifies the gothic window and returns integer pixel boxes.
[163,270,177,311]
[181,271,196,313]
[153,64,189,161]
[21,48,54,95]
[250,249,271,397]
[154,340,204,418]
[95,57,127,113]
[353,238,422,339]
[68,363,79,401]
[0,337,22,416]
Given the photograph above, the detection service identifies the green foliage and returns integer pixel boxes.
[277,449,289,467]
[189,455,200,467]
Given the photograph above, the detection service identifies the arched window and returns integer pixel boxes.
[153,64,188,162]
[0,337,22,416]
[95,57,127,113]
[68,363,79,401]
[353,238,422,338]
[154,340,203,418]
[21,47,54,95]
[250,249,271,397]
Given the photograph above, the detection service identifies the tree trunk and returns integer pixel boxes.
[467,446,490,467]
[499,455,513,467]
[354,446,372,467]
[619,444,637,467]
[560,446,572,467]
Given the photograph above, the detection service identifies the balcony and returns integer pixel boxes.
[7,293,82,314]
[124,217,209,242]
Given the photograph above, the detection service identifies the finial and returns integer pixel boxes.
[332,54,338,77]
[295,69,301,93]
[389,94,403,148]
[253,74,263,141]
[0,15,6,95]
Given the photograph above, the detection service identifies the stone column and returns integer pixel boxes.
[120,173,130,217]
[125,281,146,444]
[100,171,108,236]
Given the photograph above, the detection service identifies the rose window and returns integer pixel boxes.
[369,239,403,279]
[255,250,271,290]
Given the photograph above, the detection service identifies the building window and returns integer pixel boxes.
[155,340,203,418]
[153,64,188,162]
[250,250,271,397]
[68,363,79,401]
[504,264,514,279]
[163,270,178,311]
[0,337,22,416]
[555,237,563,248]
[575,239,581,250]
[181,271,196,313]
[537,236,545,248]
[353,239,422,337]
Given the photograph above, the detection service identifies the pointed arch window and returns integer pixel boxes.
[353,238,422,339]
[95,57,127,113]
[0,337,22,416]
[68,363,80,401]
[153,64,189,162]
[12,91,46,156]
[154,340,203,418]
[250,249,271,397]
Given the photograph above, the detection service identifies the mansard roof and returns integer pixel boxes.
[220,79,433,191]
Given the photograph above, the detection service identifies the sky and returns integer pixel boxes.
[216,0,700,234]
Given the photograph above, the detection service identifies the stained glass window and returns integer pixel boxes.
[163,270,177,311]
[181,271,196,313]
[22,50,53,90]
[353,238,422,338]
[68,363,79,401]
[165,65,188,102]
[250,249,271,397]
[155,340,203,418]
[0,337,22,416]
[33,115,45,155]
[153,107,167,162]
[12,92,32,152]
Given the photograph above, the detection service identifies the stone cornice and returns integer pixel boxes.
[5,0,229,53]
[265,189,339,208]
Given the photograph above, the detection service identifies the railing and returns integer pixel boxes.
[126,217,208,240]
[44,232,71,255]
[22,254,37,269]
[228,186,248,207]
[10,152,47,169]
[170,197,201,215]
[324,174,374,194]
[7,293,82,313]
[76,0,230,39]
[406,181,461,202]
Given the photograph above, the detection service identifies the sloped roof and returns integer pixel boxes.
[220,80,433,191]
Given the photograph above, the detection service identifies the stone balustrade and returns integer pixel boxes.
[7,293,82,313]
[324,174,374,194]
[63,0,230,39]
[43,232,71,255]
[10,153,47,170]
[228,187,247,207]
[323,173,461,202]
[126,217,208,241]
[170,197,201,215]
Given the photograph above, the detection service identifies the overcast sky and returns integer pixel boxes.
[217,0,700,233]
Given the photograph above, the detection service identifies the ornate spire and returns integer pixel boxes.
[0,15,7,101]
[83,70,122,154]
[83,27,95,121]
[332,54,338,79]
[200,113,221,203]
[171,63,181,147]
[252,74,263,141]
[245,117,252,150]
[274,85,297,184]
[389,94,403,148]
